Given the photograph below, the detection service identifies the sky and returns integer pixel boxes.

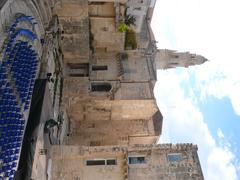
[151,0,240,179]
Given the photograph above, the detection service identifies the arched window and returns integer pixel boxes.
[91,83,112,92]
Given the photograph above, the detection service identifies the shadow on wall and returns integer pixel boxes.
[0,0,7,9]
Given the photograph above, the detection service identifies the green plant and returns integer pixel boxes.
[125,14,136,26]
[44,118,59,133]
[124,7,136,26]
[118,22,128,33]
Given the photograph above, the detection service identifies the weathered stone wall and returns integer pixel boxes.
[54,0,90,63]
[121,52,151,81]
[64,99,159,145]
[50,144,204,180]
[115,82,153,99]
[89,2,115,17]
[66,118,159,146]
[90,17,125,52]
[69,100,158,121]
[90,52,119,81]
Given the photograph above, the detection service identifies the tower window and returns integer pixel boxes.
[91,83,112,92]
[86,159,117,166]
[134,7,141,11]
[92,65,108,71]
[86,160,105,166]
[67,63,89,69]
[67,63,89,77]
[106,159,117,165]
[170,62,179,66]
[128,156,146,164]
[167,154,182,162]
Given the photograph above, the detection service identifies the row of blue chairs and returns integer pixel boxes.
[0,15,38,179]
[6,45,37,105]
[0,65,24,179]
[0,140,21,150]
[0,112,22,118]
[0,130,23,136]
[9,15,37,35]
[0,120,23,126]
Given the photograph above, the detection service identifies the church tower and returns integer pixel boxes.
[155,49,208,69]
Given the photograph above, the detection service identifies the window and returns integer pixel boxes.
[86,160,105,166]
[69,74,85,77]
[86,159,117,166]
[67,63,89,69]
[96,47,107,53]
[91,83,112,92]
[128,156,146,164]
[106,159,117,165]
[170,62,179,66]
[134,7,141,11]
[167,154,182,162]
[92,65,108,71]
[67,63,89,77]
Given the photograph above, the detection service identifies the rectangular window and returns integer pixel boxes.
[67,63,89,77]
[92,65,108,71]
[67,63,89,69]
[106,159,116,165]
[91,83,111,92]
[170,62,179,66]
[86,160,105,166]
[167,154,182,162]
[128,156,146,164]
[69,74,85,77]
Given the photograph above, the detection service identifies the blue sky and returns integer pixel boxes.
[151,0,240,179]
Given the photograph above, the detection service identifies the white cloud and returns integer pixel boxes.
[207,147,237,180]
[154,70,238,180]
[217,128,225,139]
[152,0,240,116]
[152,0,240,178]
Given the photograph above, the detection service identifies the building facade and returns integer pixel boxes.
[0,0,206,179]
[50,144,203,180]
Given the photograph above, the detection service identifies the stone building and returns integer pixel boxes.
[50,144,203,180]
[0,0,206,179]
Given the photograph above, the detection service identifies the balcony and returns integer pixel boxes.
[124,28,137,50]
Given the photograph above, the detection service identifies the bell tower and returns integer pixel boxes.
[155,49,208,69]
